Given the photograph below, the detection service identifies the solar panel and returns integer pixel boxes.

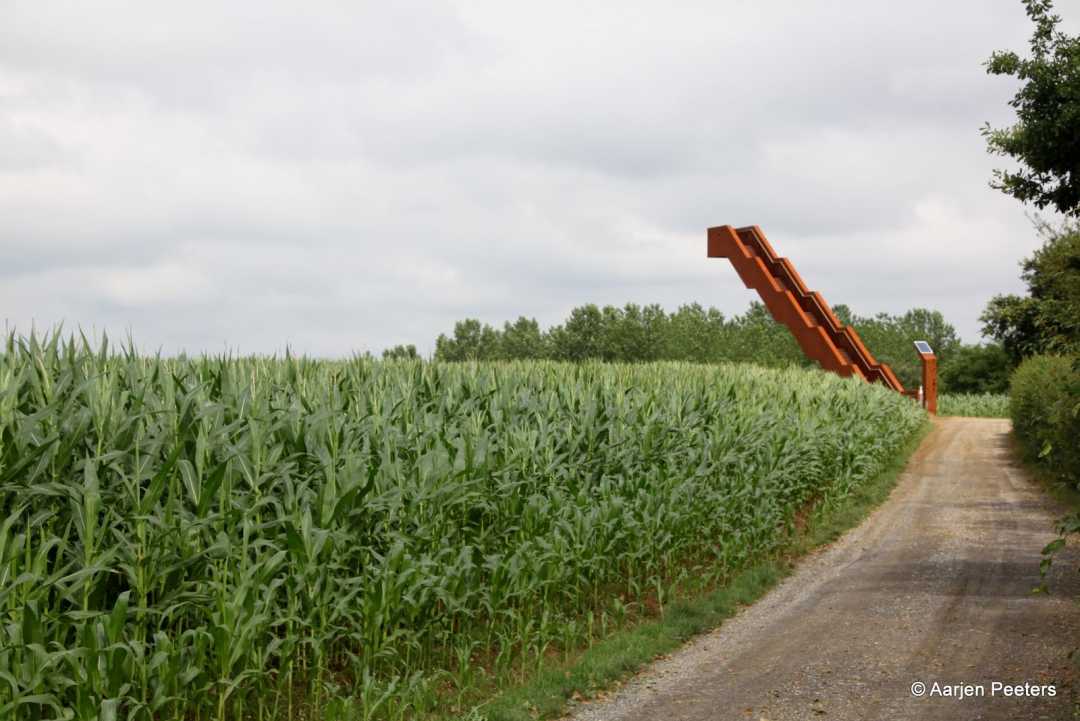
[914,340,933,354]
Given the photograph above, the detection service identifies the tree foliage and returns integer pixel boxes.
[853,308,961,389]
[939,343,1012,394]
[381,343,419,360]
[983,0,1080,215]
[980,221,1080,362]
[433,318,502,361]
[1011,355,1080,488]
[432,301,966,391]
[500,316,548,359]
[435,302,802,367]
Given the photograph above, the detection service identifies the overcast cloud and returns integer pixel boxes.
[1,1,1074,355]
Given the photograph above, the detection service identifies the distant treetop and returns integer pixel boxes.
[432,302,962,391]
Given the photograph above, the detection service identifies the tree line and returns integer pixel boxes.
[405,301,1005,393]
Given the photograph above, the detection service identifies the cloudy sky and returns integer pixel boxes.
[1,1,1073,355]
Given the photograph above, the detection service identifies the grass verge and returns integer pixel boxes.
[472,419,933,721]
[1008,433,1080,513]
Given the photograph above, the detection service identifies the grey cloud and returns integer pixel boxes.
[2,2,484,106]
[0,0,1069,355]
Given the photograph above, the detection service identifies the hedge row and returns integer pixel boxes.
[1010,354,1080,486]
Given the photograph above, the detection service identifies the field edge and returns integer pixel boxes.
[472,418,934,721]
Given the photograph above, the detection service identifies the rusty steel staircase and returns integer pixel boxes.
[707,225,905,392]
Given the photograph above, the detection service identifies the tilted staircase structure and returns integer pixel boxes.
[708,225,905,393]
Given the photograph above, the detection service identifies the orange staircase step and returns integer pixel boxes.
[707,225,904,393]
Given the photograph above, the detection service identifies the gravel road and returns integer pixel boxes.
[565,417,1080,721]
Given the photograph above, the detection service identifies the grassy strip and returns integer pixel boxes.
[1008,433,1080,513]
[1030,465,1080,512]
[475,419,933,721]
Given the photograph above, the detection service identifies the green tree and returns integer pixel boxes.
[939,343,1011,394]
[853,309,961,390]
[549,305,607,361]
[728,302,806,368]
[980,222,1080,362]
[382,343,419,360]
[501,317,548,359]
[831,304,856,327]
[662,303,727,362]
[599,303,668,362]
[434,319,503,361]
[983,0,1080,215]
[430,302,963,389]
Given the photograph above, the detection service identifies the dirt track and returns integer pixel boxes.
[567,418,1080,721]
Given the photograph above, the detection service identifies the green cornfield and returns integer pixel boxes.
[937,392,1010,418]
[0,333,925,720]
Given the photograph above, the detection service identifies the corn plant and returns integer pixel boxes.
[0,332,924,719]
[937,392,1010,418]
